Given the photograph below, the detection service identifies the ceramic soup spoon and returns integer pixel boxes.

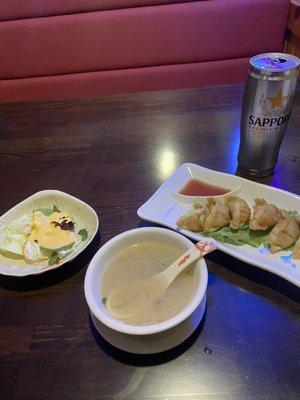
[106,239,217,320]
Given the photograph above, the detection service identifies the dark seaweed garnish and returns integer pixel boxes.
[51,220,75,231]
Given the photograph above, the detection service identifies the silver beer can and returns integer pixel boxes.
[237,52,299,177]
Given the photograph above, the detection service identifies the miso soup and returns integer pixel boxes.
[101,241,198,325]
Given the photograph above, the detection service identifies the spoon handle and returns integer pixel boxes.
[162,239,217,286]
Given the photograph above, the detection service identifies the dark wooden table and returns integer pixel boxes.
[1,84,299,400]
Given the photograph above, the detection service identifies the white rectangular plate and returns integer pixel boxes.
[137,163,300,287]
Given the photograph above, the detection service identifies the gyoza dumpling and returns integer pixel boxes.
[269,211,299,253]
[249,198,279,231]
[203,198,230,233]
[225,196,251,229]
[293,236,300,259]
[176,201,208,232]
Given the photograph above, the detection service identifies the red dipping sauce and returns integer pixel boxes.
[179,179,229,196]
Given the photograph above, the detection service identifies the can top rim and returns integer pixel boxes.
[250,53,299,72]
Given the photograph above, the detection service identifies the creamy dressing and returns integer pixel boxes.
[101,241,198,325]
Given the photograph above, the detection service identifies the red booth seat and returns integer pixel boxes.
[0,0,290,102]
[0,0,198,21]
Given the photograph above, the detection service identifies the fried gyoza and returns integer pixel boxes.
[293,236,300,260]
[249,198,279,231]
[203,198,230,233]
[268,211,300,253]
[225,196,251,229]
[176,201,208,232]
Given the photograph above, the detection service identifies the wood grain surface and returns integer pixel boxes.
[0,84,299,400]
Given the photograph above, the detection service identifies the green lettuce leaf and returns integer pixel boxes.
[78,228,88,241]
[284,209,298,217]
[35,205,61,217]
[35,208,53,217]
[0,228,26,258]
[202,225,271,248]
[7,214,32,235]
[48,252,60,265]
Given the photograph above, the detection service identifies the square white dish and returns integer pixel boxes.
[0,190,99,277]
[137,163,300,287]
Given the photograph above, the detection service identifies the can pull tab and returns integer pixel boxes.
[264,57,287,69]
[270,57,280,66]
[271,57,287,65]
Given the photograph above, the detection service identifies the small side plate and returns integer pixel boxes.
[0,190,99,277]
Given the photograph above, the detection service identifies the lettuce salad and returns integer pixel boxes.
[0,205,88,265]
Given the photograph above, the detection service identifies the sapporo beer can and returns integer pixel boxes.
[237,52,299,177]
